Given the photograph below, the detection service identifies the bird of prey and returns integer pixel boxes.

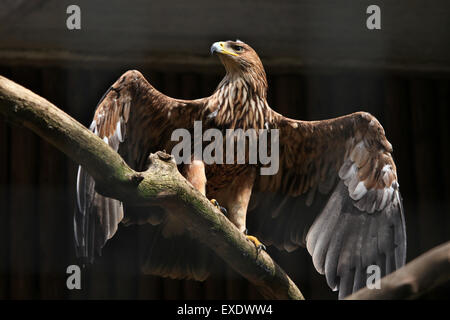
[75,40,406,298]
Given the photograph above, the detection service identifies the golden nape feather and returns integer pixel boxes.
[75,40,406,299]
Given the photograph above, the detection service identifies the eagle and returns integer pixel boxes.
[75,40,406,299]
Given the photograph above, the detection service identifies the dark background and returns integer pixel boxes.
[0,0,449,299]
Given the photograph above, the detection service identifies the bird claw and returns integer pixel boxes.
[245,234,266,253]
[210,199,227,215]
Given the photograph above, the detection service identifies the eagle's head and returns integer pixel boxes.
[211,40,267,98]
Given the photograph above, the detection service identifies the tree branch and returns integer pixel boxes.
[0,75,304,300]
[346,241,450,300]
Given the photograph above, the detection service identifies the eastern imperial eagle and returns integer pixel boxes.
[75,40,406,299]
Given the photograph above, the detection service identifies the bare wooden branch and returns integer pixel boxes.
[346,241,450,300]
[0,75,304,300]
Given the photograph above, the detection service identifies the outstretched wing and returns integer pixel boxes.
[75,70,206,263]
[249,111,406,298]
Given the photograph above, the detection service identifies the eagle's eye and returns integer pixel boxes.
[232,45,244,53]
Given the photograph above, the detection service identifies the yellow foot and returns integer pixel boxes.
[246,235,266,252]
[210,199,227,215]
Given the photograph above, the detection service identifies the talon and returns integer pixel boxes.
[246,235,266,252]
[210,199,227,215]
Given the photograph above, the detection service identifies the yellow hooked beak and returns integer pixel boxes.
[210,41,239,57]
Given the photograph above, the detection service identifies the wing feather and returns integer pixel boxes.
[74,70,205,263]
[249,111,407,298]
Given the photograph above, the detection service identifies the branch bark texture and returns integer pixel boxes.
[0,75,304,300]
[347,241,450,299]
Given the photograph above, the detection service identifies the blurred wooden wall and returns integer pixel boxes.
[0,64,449,299]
